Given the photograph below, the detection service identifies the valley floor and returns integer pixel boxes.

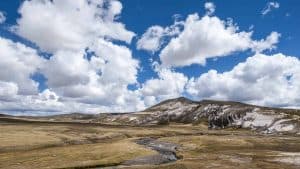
[0,119,300,169]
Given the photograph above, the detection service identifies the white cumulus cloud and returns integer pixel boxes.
[137,26,165,53]
[160,14,280,67]
[0,37,44,95]
[0,81,18,101]
[0,0,144,115]
[137,21,183,53]
[140,67,188,107]
[0,0,297,115]
[15,0,135,53]
[187,53,300,108]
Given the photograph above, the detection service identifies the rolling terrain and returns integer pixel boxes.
[1,97,300,169]
[6,97,300,134]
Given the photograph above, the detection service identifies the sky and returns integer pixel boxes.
[0,0,300,115]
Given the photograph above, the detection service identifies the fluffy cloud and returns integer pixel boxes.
[0,11,6,24]
[204,2,216,16]
[251,32,280,52]
[0,88,142,116]
[0,38,66,115]
[42,39,140,109]
[42,50,90,89]
[5,0,145,113]
[0,0,145,115]
[187,53,300,108]
[137,21,183,53]
[0,37,44,95]
[90,39,139,86]
[261,2,280,16]
[0,0,297,115]
[0,81,18,101]
[140,67,188,106]
[15,0,135,53]
[160,14,280,67]
[138,3,280,67]
[137,26,165,52]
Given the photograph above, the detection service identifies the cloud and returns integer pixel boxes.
[41,50,90,89]
[186,53,300,108]
[261,2,280,16]
[0,81,18,101]
[0,0,145,115]
[0,11,6,24]
[204,2,216,16]
[0,37,44,95]
[15,0,135,53]
[137,21,183,53]
[0,38,70,115]
[251,32,280,52]
[0,0,296,115]
[41,39,140,108]
[159,14,280,67]
[137,26,165,52]
[0,87,144,116]
[140,66,188,107]
[0,89,103,116]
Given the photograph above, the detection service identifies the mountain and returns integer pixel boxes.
[95,97,300,134]
[1,97,300,135]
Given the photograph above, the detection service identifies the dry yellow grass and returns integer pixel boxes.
[0,140,156,169]
[0,123,158,169]
[0,121,300,169]
[157,135,300,169]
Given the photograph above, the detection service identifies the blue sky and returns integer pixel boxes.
[0,0,300,115]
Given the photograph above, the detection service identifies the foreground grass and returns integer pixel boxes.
[0,120,300,169]
[0,140,156,169]
[157,135,300,169]
[0,122,202,169]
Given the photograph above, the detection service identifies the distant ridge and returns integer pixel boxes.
[1,97,300,135]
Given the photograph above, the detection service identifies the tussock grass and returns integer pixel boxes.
[1,121,299,169]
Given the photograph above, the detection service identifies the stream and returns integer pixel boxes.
[99,137,180,168]
[123,137,180,165]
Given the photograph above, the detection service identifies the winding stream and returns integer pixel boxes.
[97,137,180,168]
[123,137,180,165]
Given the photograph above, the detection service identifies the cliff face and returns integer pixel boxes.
[98,97,300,135]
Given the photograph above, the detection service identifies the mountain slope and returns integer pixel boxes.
[97,97,300,134]
[1,97,300,135]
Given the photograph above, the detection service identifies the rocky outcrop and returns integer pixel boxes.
[98,97,300,135]
[9,97,299,135]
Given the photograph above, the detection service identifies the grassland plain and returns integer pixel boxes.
[0,118,300,169]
